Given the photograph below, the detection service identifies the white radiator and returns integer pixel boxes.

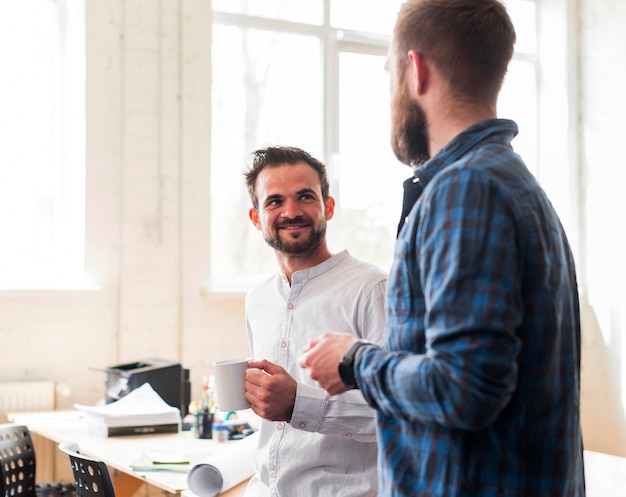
[0,381,56,412]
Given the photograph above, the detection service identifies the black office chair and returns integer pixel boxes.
[0,424,75,497]
[57,443,115,497]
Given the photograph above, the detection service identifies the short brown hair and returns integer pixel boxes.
[244,146,330,210]
[394,0,515,103]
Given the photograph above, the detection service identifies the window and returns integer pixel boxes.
[210,0,548,292]
[0,0,85,290]
[499,0,538,175]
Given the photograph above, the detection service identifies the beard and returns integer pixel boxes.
[390,81,431,167]
[263,217,326,256]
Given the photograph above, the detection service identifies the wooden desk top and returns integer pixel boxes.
[7,411,253,496]
[10,412,624,496]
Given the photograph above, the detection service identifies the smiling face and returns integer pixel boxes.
[249,162,335,257]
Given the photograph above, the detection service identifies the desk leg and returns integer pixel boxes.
[111,470,145,497]
[31,433,75,484]
[31,433,57,481]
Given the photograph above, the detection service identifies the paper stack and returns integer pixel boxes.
[75,383,181,437]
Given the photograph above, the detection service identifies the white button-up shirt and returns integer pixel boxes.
[244,251,386,497]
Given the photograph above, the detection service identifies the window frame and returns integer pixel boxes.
[208,0,580,292]
[210,9,400,292]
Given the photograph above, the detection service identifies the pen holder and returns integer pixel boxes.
[195,409,213,439]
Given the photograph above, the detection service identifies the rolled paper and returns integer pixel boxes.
[186,432,258,496]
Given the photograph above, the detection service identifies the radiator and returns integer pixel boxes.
[0,381,56,412]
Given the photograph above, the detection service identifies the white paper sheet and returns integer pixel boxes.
[186,432,258,497]
[74,383,179,416]
[74,383,181,431]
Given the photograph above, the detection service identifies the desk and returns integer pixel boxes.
[10,412,624,496]
[584,450,626,497]
[7,411,250,497]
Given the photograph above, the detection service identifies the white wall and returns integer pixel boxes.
[578,0,626,455]
[0,0,249,408]
[1,0,626,458]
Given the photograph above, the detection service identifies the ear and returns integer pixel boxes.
[249,207,262,230]
[407,49,427,96]
[325,196,335,221]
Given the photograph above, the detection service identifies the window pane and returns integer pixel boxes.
[210,26,323,289]
[503,0,537,54]
[332,52,409,271]
[499,60,538,174]
[331,0,404,34]
[212,0,323,25]
[0,0,85,289]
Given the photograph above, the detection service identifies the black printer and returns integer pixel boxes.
[104,358,191,417]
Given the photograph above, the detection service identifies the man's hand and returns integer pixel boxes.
[244,360,297,421]
[299,333,358,396]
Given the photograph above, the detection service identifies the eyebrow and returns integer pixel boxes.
[262,193,283,205]
[296,188,318,197]
[264,188,319,204]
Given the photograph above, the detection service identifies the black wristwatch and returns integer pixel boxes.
[338,340,369,390]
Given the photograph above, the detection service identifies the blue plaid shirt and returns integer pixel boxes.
[356,119,584,497]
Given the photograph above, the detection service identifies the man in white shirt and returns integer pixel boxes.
[242,146,386,497]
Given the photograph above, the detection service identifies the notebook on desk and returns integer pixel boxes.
[130,451,207,473]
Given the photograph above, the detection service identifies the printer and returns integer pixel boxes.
[104,358,191,417]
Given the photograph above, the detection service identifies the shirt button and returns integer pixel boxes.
[281,341,287,348]
[298,422,306,428]
[276,423,283,430]
[269,463,276,471]
[287,303,294,310]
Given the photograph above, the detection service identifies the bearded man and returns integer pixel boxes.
[300,1,585,496]
[241,145,387,497]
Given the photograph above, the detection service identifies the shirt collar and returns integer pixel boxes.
[285,250,350,285]
[397,119,518,236]
[426,118,518,171]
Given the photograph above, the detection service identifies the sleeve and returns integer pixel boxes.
[357,169,524,430]
[289,383,377,442]
[291,276,387,441]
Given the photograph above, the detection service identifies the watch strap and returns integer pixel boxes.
[338,340,369,389]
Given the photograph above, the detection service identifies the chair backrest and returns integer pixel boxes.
[57,443,114,497]
[0,424,38,497]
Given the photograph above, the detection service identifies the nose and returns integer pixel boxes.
[281,197,303,218]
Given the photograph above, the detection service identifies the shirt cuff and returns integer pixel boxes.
[289,382,327,433]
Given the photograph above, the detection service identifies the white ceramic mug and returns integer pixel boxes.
[212,358,251,411]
